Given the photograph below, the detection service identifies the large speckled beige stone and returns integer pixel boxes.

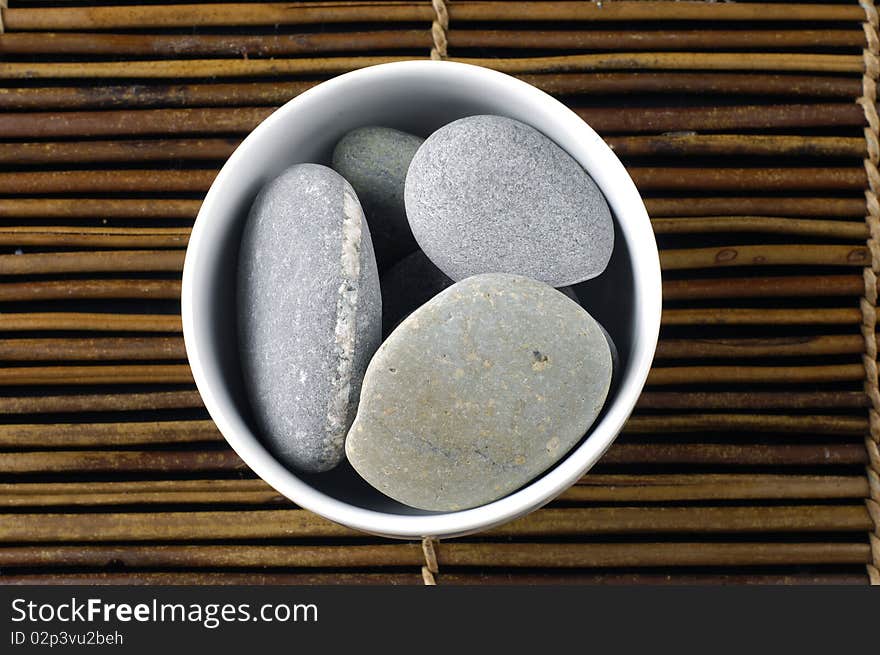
[345,273,612,511]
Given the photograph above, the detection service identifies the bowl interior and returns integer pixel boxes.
[183,61,659,537]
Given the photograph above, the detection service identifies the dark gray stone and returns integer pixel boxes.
[346,273,612,511]
[405,115,614,286]
[559,286,579,304]
[332,126,424,270]
[380,250,454,336]
[381,251,580,337]
[237,163,382,473]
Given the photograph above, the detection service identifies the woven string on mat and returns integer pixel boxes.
[422,0,446,586]
[858,0,880,586]
[431,0,449,60]
[422,537,440,585]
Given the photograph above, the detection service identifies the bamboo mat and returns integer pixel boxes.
[0,0,878,586]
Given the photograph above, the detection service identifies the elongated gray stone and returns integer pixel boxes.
[405,115,614,286]
[346,273,612,511]
[332,126,424,269]
[237,163,381,473]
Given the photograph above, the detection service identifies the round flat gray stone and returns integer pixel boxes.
[346,273,612,511]
[237,163,382,473]
[405,115,614,287]
[332,126,424,270]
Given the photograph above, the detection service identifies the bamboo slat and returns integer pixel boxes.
[0,171,216,195]
[522,73,863,98]
[0,365,194,386]
[0,53,865,80]
[455,30,868,52]
[0,108,273,139]
[0,280,182,302]
[0,391,203,415]
[0,313,182,333]
[0,30,865,57]
[655,335,867,359]
[565,474,870,502]
[0,140,238,166]
[0,198,200,219]
[661,307,862,326]
[660,244,869,270]
[0,450,247,475]
[0,30,432,57]
[0,337,186,361]
[0,81,317,111]
[493,506,874,536]
[635,391,869,410]
[0,420,219,449]
[0,505,869,543]
[2,2,432,30]
[0,542,867,569]
[601,443,868,466]
[470,53,866,75]
[440,542,872,568]
[651,217,868,239]
[0,105,864,140]
[3,2,865,31]
[0,227,189,248]
[0,74,861,113]
[0,572,867,586]
[0,479,283,508]
[611,135,867,159]
[645,197,867,218]
[662,275,865,300]
[624,414,867,435]
[0,572,422,586]
[647,364,865,385]
[0,251,186,275]
[632,168,867,192]
[0,56,410,80]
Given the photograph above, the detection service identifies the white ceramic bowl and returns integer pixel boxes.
[181,60,661,539]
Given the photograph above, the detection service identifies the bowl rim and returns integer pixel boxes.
[181,60,662,539]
